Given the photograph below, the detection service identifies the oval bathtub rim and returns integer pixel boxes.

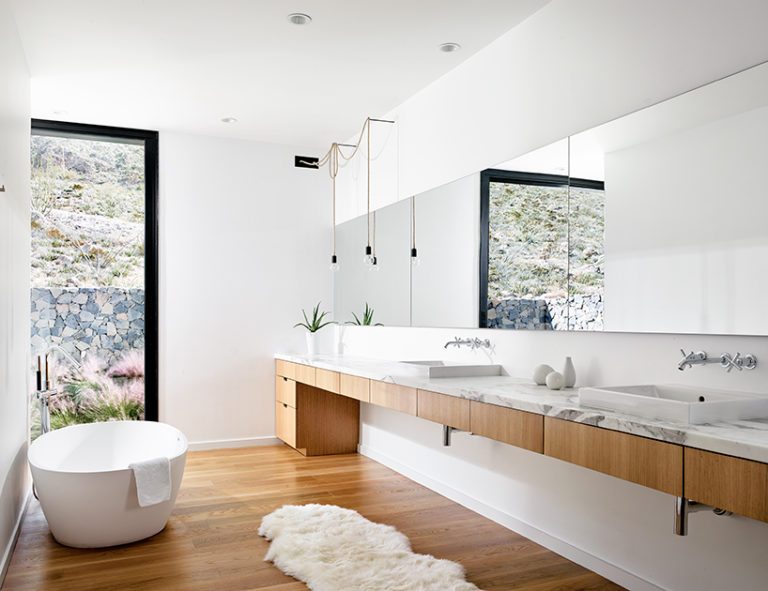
[28,420,188,475]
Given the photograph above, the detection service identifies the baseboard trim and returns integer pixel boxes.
[187,436,281,451]
[358,443,664,591]
[0,487,31,589]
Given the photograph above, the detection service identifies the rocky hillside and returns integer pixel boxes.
[31,135,145,288]
[488,182,604,300]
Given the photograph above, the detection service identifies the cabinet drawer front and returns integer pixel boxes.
[685,448,768,522]
[275,359,296,380]
[315,368,340,394]
[370,381,417,415]
[275,376,296,407]
[294,363,316,386]
[470,401,543,453]
[340,374,370,402]
[275,401,297,448]
[417,390,470,431]
[544,417,683,496]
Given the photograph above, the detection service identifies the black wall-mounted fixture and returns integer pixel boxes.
[294,155,319,169]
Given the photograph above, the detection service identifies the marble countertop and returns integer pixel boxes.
[275,353,768,464]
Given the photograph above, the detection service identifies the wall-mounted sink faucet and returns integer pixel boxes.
[677,349,757,372]
[444,337,491,350]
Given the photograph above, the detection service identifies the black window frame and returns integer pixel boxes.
[479,169,604,329]
[31,119,160,421]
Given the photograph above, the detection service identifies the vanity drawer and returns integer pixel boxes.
[275,400,297,449]
[417,390,470,431]
[294,363,316,386]
[684,448,768,522]
[340,374,370,402]
[275,359,296,380]
[370,381,417,415]
[544,417,683,495]
[275,376,296,407]
[470,401,543,453]
[315,368,340,394]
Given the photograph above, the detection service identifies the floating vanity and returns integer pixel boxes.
[274,354,768,526]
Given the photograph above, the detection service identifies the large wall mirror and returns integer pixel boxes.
[333,60,768,336]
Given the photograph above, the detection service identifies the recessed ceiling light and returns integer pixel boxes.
[221,117,238,124]
[287,13,312,25]
[438,42,462,53]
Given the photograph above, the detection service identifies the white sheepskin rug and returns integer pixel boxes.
[259,504,483,591]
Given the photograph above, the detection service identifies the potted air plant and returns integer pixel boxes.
[294,302,334,358]
[346,303,383,326]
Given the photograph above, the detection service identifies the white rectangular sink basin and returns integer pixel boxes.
[398,360,503,378]
[579,384,768,424]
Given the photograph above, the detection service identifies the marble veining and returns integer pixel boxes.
[275,353,768,464]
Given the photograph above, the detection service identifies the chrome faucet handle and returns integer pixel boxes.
[743,354,758,370]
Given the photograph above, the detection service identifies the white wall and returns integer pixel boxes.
[0,0,31,581]
[159,132,330,446]
[604,105,768,334]
[328,2,768,590]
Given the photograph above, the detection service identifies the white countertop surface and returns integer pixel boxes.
[275,353,768,464]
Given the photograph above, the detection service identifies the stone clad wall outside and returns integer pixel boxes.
[30,288,144,361]
[487,294,603,331]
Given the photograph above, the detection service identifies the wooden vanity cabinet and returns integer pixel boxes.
[544,417,683,496]
[684,448,768,522]
[370,381,417,415]
[340,373,370,402]
[417,390,470,431]
[470,401,543,453]
[275,361,359,456]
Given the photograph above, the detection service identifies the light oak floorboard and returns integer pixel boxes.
[4,446,624,591]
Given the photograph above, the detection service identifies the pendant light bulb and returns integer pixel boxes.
[363,245,373,265]
[369,256,379,272]
[410,247,420,267]
[330,254,339,272]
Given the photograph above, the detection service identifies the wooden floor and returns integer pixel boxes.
[4,446,624,590]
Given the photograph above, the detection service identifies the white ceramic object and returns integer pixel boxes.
[546,371,565,390]
[333,324,344,356]
[578,384,768,424]
[397,360,503,378]
[533,364,554,385]
[563,357,576,388]
[28,421,187,548]
[306,331,317,358]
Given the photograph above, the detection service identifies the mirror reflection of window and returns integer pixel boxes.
[480,170,604,331]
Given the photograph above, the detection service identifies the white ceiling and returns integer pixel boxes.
[11,0,548,148]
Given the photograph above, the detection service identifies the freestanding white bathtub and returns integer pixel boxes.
[28,421,188,548]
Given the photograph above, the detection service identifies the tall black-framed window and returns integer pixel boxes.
[30,119,159,423]
[479,169,604,330]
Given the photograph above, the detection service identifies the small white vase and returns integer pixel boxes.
[563,356,576,388]
[305,332,317,359]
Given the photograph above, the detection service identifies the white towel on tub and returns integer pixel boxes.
[129,457,171,507]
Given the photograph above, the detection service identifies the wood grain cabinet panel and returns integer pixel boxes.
[685,448,768,522]
[417,390,470,431]
[340,374,370,402]
[275,359,295,380]
[370,381,417,415]
[294,363,316,386]
[315,368,340,393]
[544,417,683,496]
[470,401,543,453]
[275,376,296,407]
[275,401,296,449]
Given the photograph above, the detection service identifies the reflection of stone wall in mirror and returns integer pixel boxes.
[411,174,480,328]
[333,199,410,327]
[570,61,768,335]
